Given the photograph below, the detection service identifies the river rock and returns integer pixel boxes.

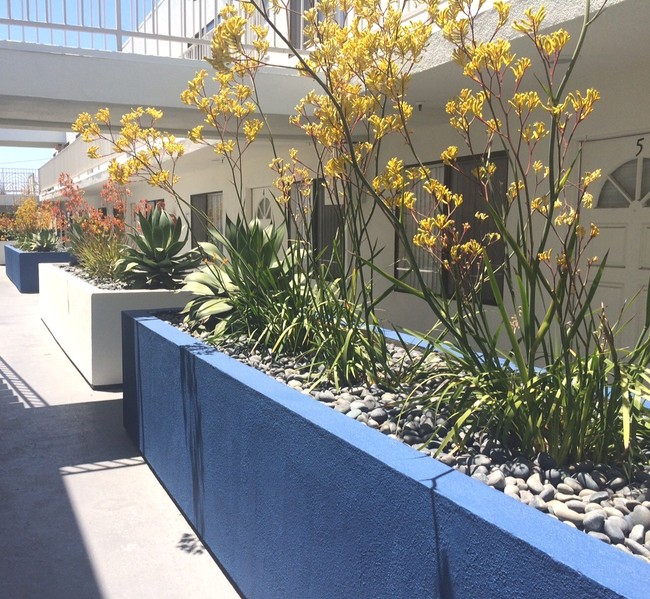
[582,511,606,533]
[587,531,611,544]
[551,503,584,526]
[486,470,506,490]
[349,399,369,412]
[368,407,388,423]
[631,505,650,529]
[471,454,491,467]
[334,400,351,413]
[566,499,587,513]
[529,496,548,512]
[510,460,531,479]
[543,469,562,486]
[556,483,576,495]
[588,491,610,504]
[603,520,626,545]
[563,477,584,494]
[624,538,650,559]
[603,507,625,519]
[526,473,544,495]
[608,515,631,535]
[630,524,646,544]
[504,484,520,498]
[538,485,556,502]
[576,472,600,491]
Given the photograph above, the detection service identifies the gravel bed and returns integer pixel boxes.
[60,264,130,290]
[165,316,650,565]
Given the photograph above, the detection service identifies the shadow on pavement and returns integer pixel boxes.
[0,359,137,598]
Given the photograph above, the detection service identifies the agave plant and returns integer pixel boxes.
[181,259,234,338]
[17,229,61,252]
[182,216,283,338]
[117,205,201,289]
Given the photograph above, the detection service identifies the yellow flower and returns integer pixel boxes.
[582,169,602,188]
[243,119,264,143]
[94,107,111,124]
[510,57,531,83]
[512,6,547,35]
[440,146,458,165]
[189,125,204,142]
[145,107,163,120]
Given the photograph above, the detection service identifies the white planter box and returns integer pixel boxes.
[0,240,8,265]
[39,263,193,387]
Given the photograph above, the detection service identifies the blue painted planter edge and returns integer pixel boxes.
[4,243,70,293]
[123,309,649,599]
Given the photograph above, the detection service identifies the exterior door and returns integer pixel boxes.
[582,133,650,349]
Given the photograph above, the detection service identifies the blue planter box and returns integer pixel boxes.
[122,310,650,599]
[4,244,71,293]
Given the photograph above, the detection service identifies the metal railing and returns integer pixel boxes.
[0,0,219,58]
[0,1,304,59]
[0,168,38,197]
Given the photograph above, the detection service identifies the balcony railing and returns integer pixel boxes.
[0,0,302,60]
[0,0,219,58]
[0,168,38,197]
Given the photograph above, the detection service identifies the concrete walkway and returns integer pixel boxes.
[0,268,242,598]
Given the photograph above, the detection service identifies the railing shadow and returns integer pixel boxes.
[0,355,138,598]
[0,355,50,408]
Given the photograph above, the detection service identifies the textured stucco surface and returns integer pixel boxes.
[124,310,650,599]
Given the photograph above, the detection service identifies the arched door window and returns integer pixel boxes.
[597,157,650,207]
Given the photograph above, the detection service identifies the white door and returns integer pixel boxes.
[582,132,650,349]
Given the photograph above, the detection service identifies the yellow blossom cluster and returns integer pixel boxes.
[72,107,184,190]
[270,151,312,205]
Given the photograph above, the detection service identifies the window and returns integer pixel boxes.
[287,178,344,277]
[395,152,508,304]
[190,191,223,246]
[597,157,650,208]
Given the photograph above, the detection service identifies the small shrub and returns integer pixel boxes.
[57,174,127,281]
[68,222,124,280]
[0,213,16,241]
[12,197,57,248]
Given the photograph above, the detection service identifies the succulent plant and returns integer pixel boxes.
[17,229,61,252]
[116,205,201,289]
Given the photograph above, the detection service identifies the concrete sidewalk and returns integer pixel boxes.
[0,269,242,598]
